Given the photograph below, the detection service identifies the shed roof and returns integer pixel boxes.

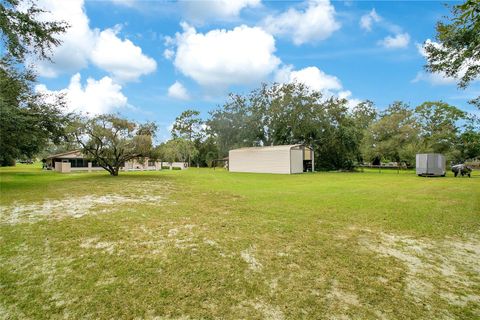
[230,144,305,152]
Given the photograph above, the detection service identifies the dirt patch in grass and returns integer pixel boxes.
[78,223,204,258]
[252,300,284,320]
[359,230,480,309]
[327,279,361,307]
[0,194,167,225]
[241,246,263,272]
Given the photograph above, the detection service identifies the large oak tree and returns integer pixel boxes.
[73,114,156,176]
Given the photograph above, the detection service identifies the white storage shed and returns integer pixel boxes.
[229,145,314,174]
[416,153,446,177]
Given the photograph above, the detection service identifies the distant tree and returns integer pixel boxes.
[171,109,204,141]
[171,109,204,166]
[415,101,467,156]
[157,138,198,166]
[457,111,480,160]
[351,100,378,163]
[424,0,480,89]
[362,102,420,165]
[72,114,156,176]
[415,101,467,160]
[207,93,257,157]
[205,150,217,167]
[194,136,218,167]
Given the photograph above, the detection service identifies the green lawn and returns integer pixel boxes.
[1,165,479,319]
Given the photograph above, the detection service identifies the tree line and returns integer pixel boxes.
[164,83,480,170]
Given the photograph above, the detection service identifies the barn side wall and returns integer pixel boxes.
[229,149,291,174]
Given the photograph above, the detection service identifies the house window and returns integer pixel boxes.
[148,160,155,166]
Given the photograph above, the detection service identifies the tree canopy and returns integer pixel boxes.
[0,0,68,62]
[424,0,480,89]
[0,0,70,166]
[157,138,198,165]
[72,114,156,176]
[0,57,69,165]
[171,109,204,141]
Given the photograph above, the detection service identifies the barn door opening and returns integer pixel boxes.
[303,146,313,172]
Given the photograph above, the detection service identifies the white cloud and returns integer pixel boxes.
[163,48,175,60]
[168,81,190,100]
[275,65,342,92]
[378,32,410,49]
[91,28,157,82]
[262,0,340,45]
[32,0,95,77]
[168,23,281,88]
[35,73,128,115]
[411,71,457,86]
[360,9,381,31]
[275,65,360,108]
[181,0,261,23]
[31,0,156,82]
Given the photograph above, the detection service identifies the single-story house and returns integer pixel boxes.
[43,150,187,173]
[228,144,314,174]
[44,150,104,172]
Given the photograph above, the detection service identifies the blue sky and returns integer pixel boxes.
[31,0,479,141]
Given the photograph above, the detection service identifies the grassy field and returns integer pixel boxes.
[1,165,479,319]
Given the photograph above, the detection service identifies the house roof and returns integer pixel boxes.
[229,144,305,152]
[45,150,82,159]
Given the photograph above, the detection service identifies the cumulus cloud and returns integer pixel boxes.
[35,73,128,115]
[181,0,261,23]
[275,65,342,92]
[168,81,190,100]
[32,0,95,77]
[275,65,360,107]
[378,32,410,49]
[91,28,157,82]
[360,9,381,31]
[31,0,156,82]
[262,0,340,45]
[167,23,281,88]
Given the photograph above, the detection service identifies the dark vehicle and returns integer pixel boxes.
[451,164,472,177]
[18,159,34,164]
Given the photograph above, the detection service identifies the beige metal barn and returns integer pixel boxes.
[228,145,314,174]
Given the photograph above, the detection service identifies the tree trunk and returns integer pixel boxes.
[106,166,119,176]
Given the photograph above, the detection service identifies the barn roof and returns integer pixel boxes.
[229,144,305,152]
